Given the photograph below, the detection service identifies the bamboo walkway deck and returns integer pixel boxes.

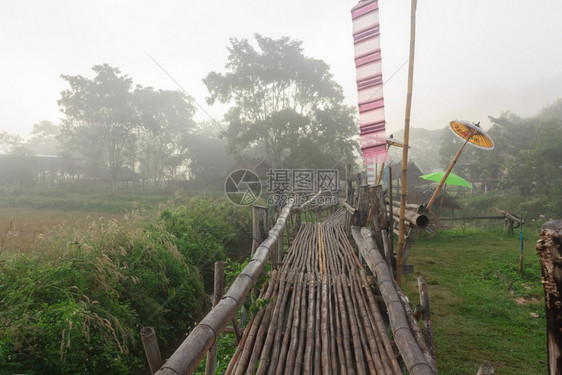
[226,209,403,374]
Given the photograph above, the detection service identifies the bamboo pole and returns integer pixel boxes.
[418,276,436,360]
[205,261,225,375]
[355,227,435,375]
[141,327,163,375]
[397,0,418,287]
[426,137,471,211]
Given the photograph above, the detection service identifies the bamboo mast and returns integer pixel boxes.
[397,0,418,286]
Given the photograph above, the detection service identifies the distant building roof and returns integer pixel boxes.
[388,161,427,187]
[229,158,272,177]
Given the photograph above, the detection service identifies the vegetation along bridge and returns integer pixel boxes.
[149,179,437,374]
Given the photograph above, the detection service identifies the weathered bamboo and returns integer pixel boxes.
[320,274,330,374]
[369,185,389,251]
[418,276,435,360]
[391,199,423,210]
[388,205,429,228]
[360,270,402,374]
[303,273,316,374]
[155,199,294,375]
[346,164,354,203]
[353,185,370,227]
[494,207,523,224]
[141,327,163,375]
[336,275,355,374]
[396,281,437,373]
[293,273,308,374]
[205,261,225,375]
[355,227,436,375]
[256,271,295,375]
[397,0,418,287]
[253,205,269,256]
[536,220,562,375]
[388,166,395,261]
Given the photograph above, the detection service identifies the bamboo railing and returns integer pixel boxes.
[155,198,295,375]
[355,227,436,375]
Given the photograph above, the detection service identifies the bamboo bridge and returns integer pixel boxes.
[150,181,437,375]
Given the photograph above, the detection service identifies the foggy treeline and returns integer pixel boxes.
[0,35,361,192]
[0,35,560,218]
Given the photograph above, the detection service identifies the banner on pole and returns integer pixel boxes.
[351,0,387,170]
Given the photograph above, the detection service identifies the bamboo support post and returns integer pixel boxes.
[369,185,389,252]
[355,173,362,205]
[418,276,435,360]
[206,261,225,375]
[397,0,418,287]
[141,327,163,375]
[253,205,269,256]
[346,164,354,203]
[353,185,370,227]
[536,220,562,375]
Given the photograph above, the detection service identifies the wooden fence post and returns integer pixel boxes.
[418,276,435,360]
[536,220,562,375]
[141,327,163,375]
[353,185,370,227]
[369,185,388,252]
[252,205,269,258]
[206,261,225,375]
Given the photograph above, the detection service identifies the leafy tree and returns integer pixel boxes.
[0,131,30,155]
[204,34,358,168]
[27,120,61,155]
[187,123,233,188]
[134,87,196,187]
[58,64,137,192]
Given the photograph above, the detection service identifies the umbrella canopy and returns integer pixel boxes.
[420,171,472,188]
[450,120,495,149]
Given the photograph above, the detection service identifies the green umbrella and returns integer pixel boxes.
[420,171,472,188]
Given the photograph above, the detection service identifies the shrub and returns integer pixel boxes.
[0,209,210,374]
[159,196,252,292]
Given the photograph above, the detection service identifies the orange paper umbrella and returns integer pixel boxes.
[450,120,494,149]
[426,120,494,210]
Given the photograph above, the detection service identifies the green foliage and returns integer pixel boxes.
[204,34,358,168]
[159,196,252,291]
[0,200,232,374]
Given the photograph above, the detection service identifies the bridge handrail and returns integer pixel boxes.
[155,198,295,375]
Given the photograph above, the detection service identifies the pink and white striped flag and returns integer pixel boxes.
[351,0,387,170]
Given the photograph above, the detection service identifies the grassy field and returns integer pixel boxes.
[0,195,550,374]
[402,222,547,375]
[0,207,124,254]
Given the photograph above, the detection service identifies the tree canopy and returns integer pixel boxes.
[58,64,197,190]
[204,34,358,168]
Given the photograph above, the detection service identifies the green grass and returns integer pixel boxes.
[402,223,547,375]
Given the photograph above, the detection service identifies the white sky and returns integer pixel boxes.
[1,0,561,139]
